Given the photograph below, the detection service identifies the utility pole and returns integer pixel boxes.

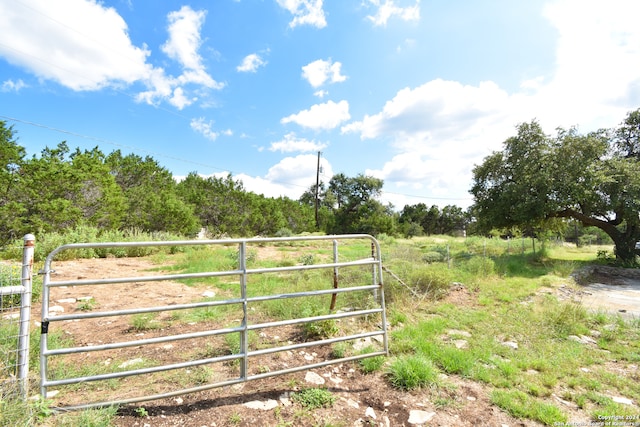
[315,151,321,230]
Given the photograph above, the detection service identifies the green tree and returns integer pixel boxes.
[315,173,395,235]
[70,147,125,229]
[0,121,27,243]
[106,151,199,234]
[19,142,84,233]
[471,109,640,264]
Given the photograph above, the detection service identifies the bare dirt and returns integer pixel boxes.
[32,257,640,427]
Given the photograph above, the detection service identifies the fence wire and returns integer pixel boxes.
[0,260,24,398]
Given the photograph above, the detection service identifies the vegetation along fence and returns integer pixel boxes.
[39,234,388,410]
[0,234,35,399]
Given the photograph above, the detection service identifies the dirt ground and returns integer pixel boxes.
[32,256,640,427]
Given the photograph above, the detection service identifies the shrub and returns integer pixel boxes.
[422,251,444,263]
[274,228,292,237]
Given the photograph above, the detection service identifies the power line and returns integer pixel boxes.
[0,114,313,191]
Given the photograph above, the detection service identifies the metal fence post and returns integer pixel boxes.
[17,234,35,398]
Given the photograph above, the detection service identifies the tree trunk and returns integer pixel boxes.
[554,209,638,265]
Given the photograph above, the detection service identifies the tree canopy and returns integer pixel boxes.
[471,109,640,264]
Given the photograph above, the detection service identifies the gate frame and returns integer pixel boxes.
[39,234,388,410]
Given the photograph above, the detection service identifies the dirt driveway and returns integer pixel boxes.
[572,265,640,319]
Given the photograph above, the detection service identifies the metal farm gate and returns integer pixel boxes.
[39,235,388,410]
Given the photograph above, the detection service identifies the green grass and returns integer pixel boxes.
[491,389,567,425]
[291,388,336,409]
[386,355,439,390]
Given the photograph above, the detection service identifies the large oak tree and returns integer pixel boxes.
[471,109,640,264]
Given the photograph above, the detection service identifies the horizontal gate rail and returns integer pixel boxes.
[39,234,388,410]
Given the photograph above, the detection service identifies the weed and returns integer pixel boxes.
[77,297,97,311]
[387,355,439,390]
[331,342,349,359]
[134,406,149,417]
[358,346,385,373]
[130,313,162,331]
[229,412,242,424]
[55,406,119,427]
[291,388,336,409]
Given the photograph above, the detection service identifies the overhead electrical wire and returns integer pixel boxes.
[2,2,473,204]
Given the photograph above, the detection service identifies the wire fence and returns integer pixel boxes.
[0,235,35,401]
[1,261,25,396]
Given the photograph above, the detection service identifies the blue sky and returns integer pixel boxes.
[1,0,639,210]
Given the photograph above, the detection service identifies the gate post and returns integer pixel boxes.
[17,234,35,398]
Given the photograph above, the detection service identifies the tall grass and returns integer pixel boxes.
[1,225,188,262]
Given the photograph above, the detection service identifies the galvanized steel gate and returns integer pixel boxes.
[39,235,388,410]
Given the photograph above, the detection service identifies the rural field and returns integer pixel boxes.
[2,235,640,427]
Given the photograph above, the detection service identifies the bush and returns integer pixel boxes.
[422,251,444,263]
[274,228,292,237]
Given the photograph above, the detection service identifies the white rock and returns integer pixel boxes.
[501,341,518,350]
[447,329,471,337]
[202,291,216,298]
[329,376,343,384]
[174,397,183,404]
[353,337,372,351]
[568,335,597,345]
[346,398,360,409]
[304,371,325,385]
[57,298,76,304]
[49,305,64,313]
[279,393,292,406]
[408,410,436,425]
[611,396,634,405]
[118,358,144,369]
[365,407,376,419]
[453,339,468,349]
[243,399,278,410]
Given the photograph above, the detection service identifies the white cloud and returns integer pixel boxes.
[344,1,640,209]
[237,53,267,73]
[282,100,350,130]
[276,0,327,29]
[1,79,27,92]
[190,117,231,141]
[342,79,511,142]
[302,59,347,88]
[268,132,328,153]
[366,0,420,27]
[0,0,151,91]
[201,155,333,199]
[0,1,222,110]
[314,89,328,98]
